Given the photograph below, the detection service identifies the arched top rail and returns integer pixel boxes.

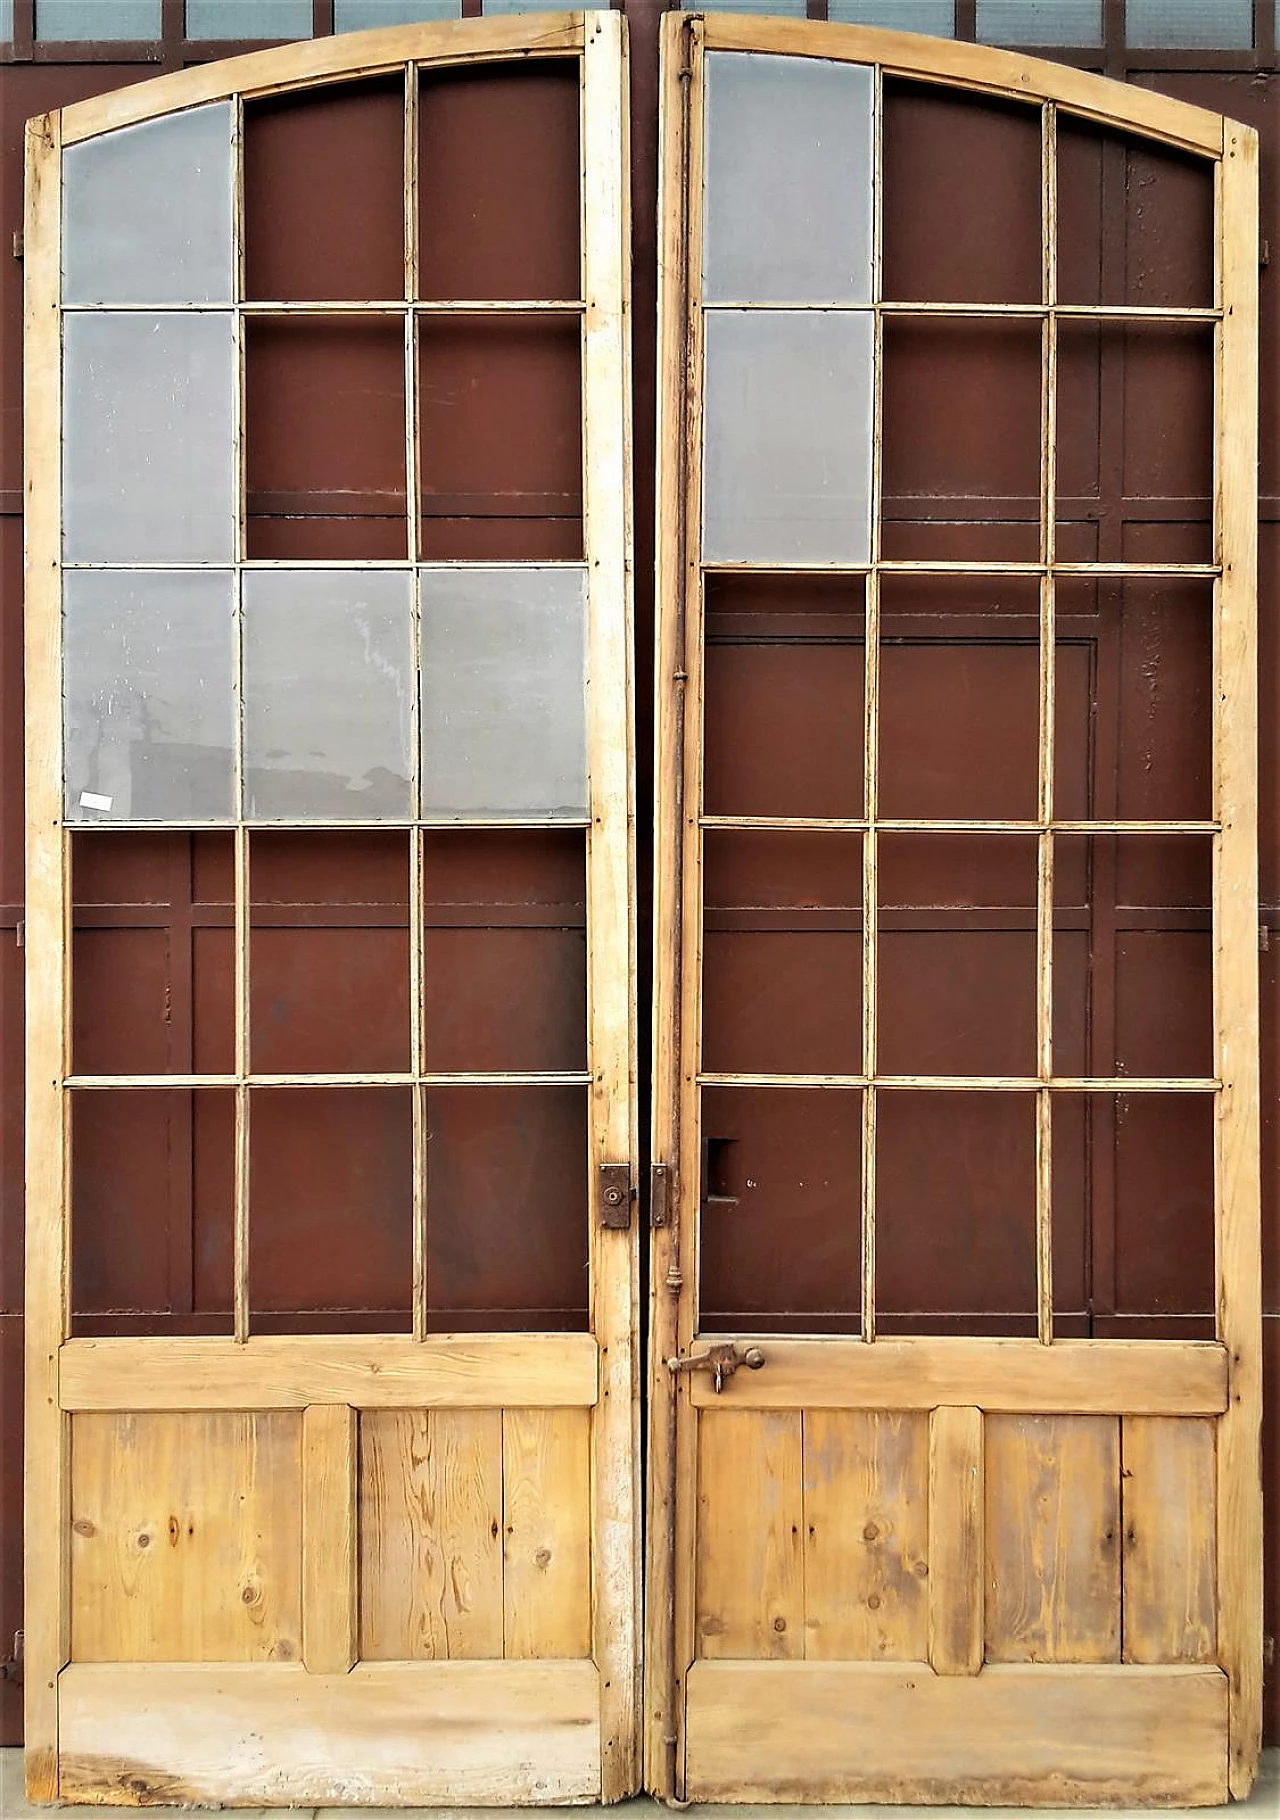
[48,11,603,149]
[684,11,1230,158]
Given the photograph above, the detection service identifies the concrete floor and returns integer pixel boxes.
[2,1750,1277,1819]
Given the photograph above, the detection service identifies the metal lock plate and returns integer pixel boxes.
[598,1163,634,1230]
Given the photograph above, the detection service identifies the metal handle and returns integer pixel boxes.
[666,1341,766,1394]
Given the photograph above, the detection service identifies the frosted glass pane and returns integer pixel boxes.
[63,570,235,822]
[705,54,873,306]
[63,313,235,564]
[186,0,311,35]
[37,0,159,37]
[243,570,414,821]
[829,1,955,27]
[63,105,233,306]
[704,310,874,566]
[977,0,1102,43]
[420,567,587,821]
[335,0,458,23]
[1126,1,1252,48]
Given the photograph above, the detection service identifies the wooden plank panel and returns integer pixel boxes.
[59,1660,601,1806]
[358,1409,502,1661]
[301,1405,356,1675]
[502,1409,592,1659]
[985,1414,1121,1664]
[684,1660,1228,1805]
[1122,1416,1217,1665]
[696,1411,803,1661]
[928,1406,984,1676]
[687,1336,1227,1414]
[59,1332,598,1410]
[802,1411,928,1662]
[70,1412,301,1664]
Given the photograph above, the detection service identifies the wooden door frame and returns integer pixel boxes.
[25,14,638,1803]
[646,12,1261,1802]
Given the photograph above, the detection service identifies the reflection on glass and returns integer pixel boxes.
[62,104,234,305]
[63,569,236,822]
[1125,0,1252,49]
[243,570,414,821]
[976,0,1103,44]
[185,0,313,37]
[704,310,874,565]
[705,52,874,305]
[63,312,235,563]
[420,566,587,820]
[828,0,954,25]
[36,0,159,37]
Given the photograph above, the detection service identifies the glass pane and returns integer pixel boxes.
[704,53,873,306]
[483,0,607,12]
[37,0,159,36]
[690,0,807,14]
[63,570,236,823]
[63,313,235,564]
[830,0,954,25]
[0,3,13,41]
[976,0,1103,44]
[419,566,587,821]
[703,310,874,566]
[63,105,233,306]
[186,0,312,36]
[243,570,414,821]
[1126,0,1253,49]
[335,0,458,21]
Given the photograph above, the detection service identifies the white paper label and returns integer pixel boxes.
[78,791,113,812]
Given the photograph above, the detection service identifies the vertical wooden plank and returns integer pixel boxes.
[70,1412,302,1664]
[358,1408,503,1661]
[985,1414,1121,1663]
[301,1404,356,1674]
[928,1405,984,1676]
[23,105,66,1805]
[582,10,638,1798]
[803,1411,928,1662]
[502,1408,592,1660]
[1122,1417,1217,1665]
[696,1411,804,1661]
[1214,120,1263,1802]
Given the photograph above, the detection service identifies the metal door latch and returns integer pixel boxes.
[667,1341,765,1393]
[598,1163,634,1230]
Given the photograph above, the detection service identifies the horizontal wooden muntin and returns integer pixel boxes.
[702,560,1221,576]
[58,1332,600,1410]
[697,1073,1219,1093]
[699,817,1220,834]
[682,1336,1229,1414]
[66,1071,593,1089]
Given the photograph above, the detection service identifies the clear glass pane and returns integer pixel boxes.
[688,0,807,14]
[63,105,233,307]
[63,569,236,823]
[334,0,458,22]
[976,0,1103,44]
[704,54,873,306]
[36,0,159,37]
[243,570,414,821]
[484,0,607,11]
[829,0,955,28]
[1,2,16,40]
[420,566,587,821]
[1126,0,1253,48]
[186,0,312,36]
[703,309,874,566]
[63,313,235,564]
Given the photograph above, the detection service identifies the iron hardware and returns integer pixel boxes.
[598,1163,634,1230]
[667,1341,765,1393]
[650,1161,672,1228]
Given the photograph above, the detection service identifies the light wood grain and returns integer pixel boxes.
[802,1411,928,1662]
[683,1660,1228,1805]
[928,1406,984,1676]
[502,1409,592,1660]
[1122,1417,1217,1666]
[58,1333,598,1410]
[684,1336,1227,1414]
[58,1660,601,1806]
[301,1405,356,1675]
[696,1412,804,1661]
[985,1415,1121,1664]
[69,1412,301,1664]
[358,1409,502,1661]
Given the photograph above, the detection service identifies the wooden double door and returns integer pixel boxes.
[25,12,1261,1810]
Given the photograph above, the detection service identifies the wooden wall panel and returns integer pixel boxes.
[696,1411,804,1660]
[1122,1415,1217,1664]
[928,1405,984,1675]
[985,1414,1121,1663]
[501,1408,592,1660]
[358,1408,503,1661]
[69,1411,301,1663]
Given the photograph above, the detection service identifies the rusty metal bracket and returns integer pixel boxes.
[598,1163,634,1230]
[650,1160,672,1228]
[667,1341,766,1394]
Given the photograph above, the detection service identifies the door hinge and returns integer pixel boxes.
[597,1163,634,1230]
[650,1160,672,1228]
[668,1341,765,1394]
[1,1629,23,1684]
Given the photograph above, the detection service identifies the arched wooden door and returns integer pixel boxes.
[647,14,1262,1807]
[24,14,637,1805]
